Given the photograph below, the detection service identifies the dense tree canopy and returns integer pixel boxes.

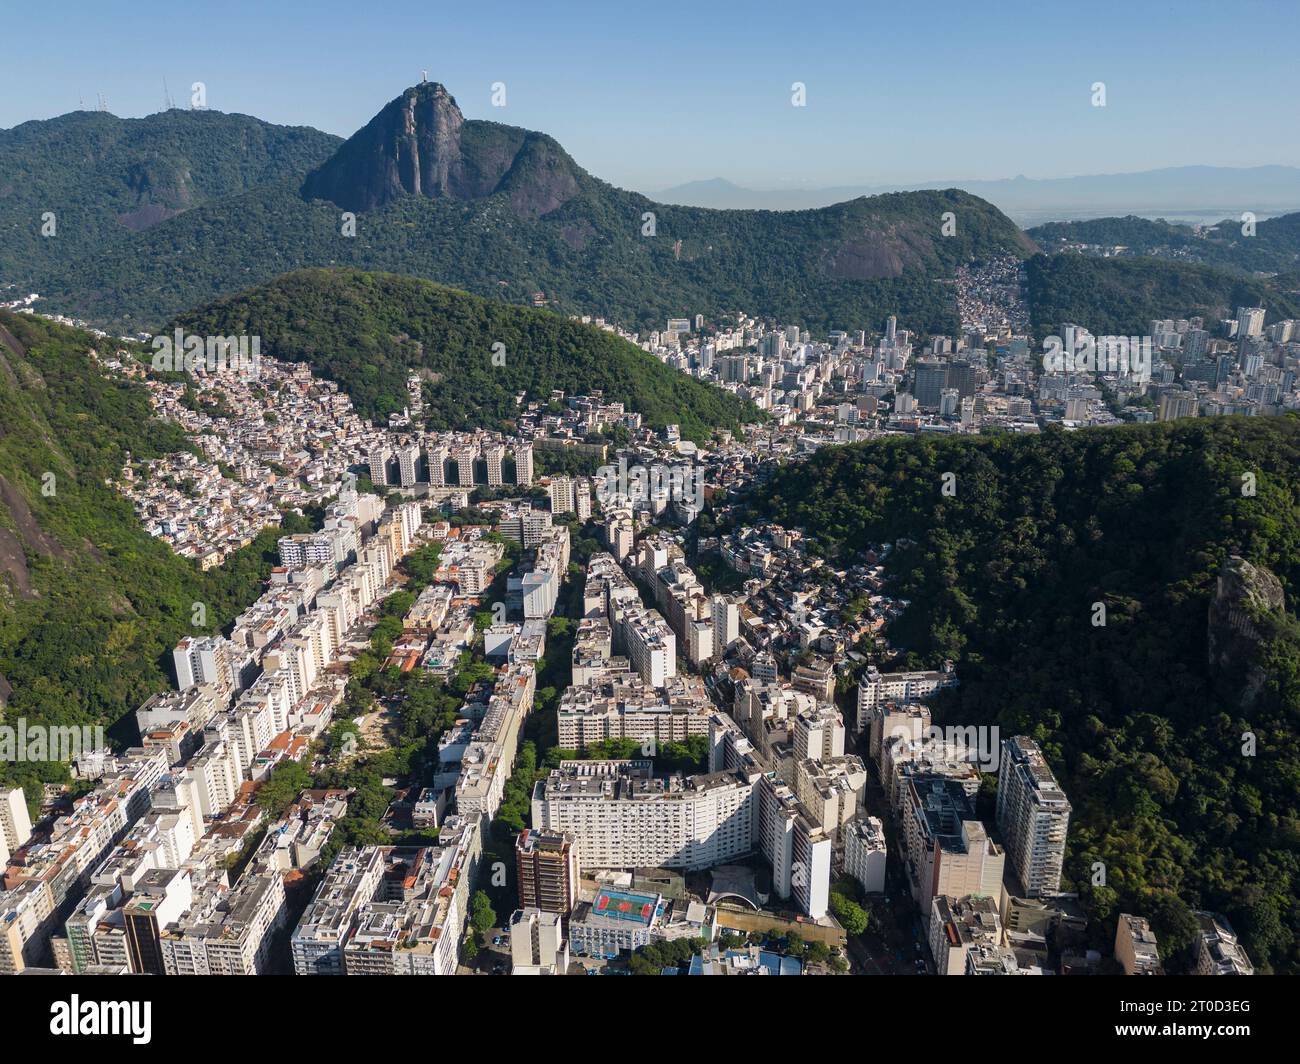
[1025,252,1300,337]
[171,268,759,442]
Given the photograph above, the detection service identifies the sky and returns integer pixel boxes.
[3,0,1298,191]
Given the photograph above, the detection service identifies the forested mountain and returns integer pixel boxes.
[748,417,1300,972]
[170,267,758,442]
[0,310,300,805]
[0,108,341,286]
[7,83,1035,334]
[1027,211,1300,274]
[1025,252,1300,336]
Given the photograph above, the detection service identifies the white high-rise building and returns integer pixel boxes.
[531,760,755,872]
[1193,911,1254,976]
[903,777,1003,922]
[712,594,741,654]
[161,872,287,975]
[513,443,534,487]
[549,476,576,515]
[793,707,845,762]
[757,774,832,918]
[452,445,476,486]
[843,816,887,894]
[484,443,506,487]
[686,616,714,666]
[609,517,634,562]
[291,847,386,975]
[426,442,448,486]
[509,907,567,974]
[1235,306,1266,339]
[856,663,956,732]
[172,636,235,694]
[278,534,337,570]
[623,606,676,687]
[0,787,33,866]
[396,444,421,487]
[367,448,391,486]
[996,736,1071,897]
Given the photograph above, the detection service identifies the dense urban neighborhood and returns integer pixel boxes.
[0,12,1294,1050]
[3,283,1283,982]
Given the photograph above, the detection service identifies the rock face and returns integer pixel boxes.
[1207,554,1286,707]
[301,82,581,217]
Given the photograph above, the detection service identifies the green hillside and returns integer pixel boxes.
[1025,252,1300,336]
[0,108,341,288]
[0,310,302,805]
[1027,211,1300,274]
[170,267,760,441]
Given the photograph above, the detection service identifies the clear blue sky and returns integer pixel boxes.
[4,0,1297,190]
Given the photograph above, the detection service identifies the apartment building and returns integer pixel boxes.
[1194,912,1254,975]
[291,846,389,972]
[793,707,845,762]
[929,894,1015,976]
[856,663,956,733]
[160,871,287,975]
[509,907,568,974]
[0,787,33,867]
[337,841,474,976]
[555,673,713,750]
[902,776,1004,923]
[0,879,56,974]
[172,635,236,695]
[530,760,755,873]
[1115,912,1163,975]
[843,816,887,894]
[996,736,1071,897]
[515,829,580,916]
[498,504,554,548]
[757,773,833,919]
[123,868,193,975]
[622,604,677,688]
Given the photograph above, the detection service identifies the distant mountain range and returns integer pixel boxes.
[1,83,1033,334]
[7,85,1300,339]
[656,167,1300,226]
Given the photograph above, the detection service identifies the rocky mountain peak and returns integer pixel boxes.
[301,81,581,217]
